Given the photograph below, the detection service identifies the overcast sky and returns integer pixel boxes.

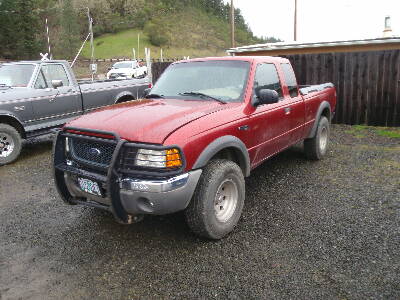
[224,0,400,43]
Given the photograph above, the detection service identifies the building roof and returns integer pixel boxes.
[227,37,400,54]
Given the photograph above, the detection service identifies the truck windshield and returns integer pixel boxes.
[0,64,35,87]
[151,60,250,103]
[113,62,134,69]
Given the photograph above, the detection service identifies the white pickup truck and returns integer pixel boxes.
[106,60,147,80]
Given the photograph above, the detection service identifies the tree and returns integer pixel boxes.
[58,0,80,59]
[0,0,42,59]
[0,0,17,58]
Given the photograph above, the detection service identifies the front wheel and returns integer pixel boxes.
[185,159,245,240]
[304,116,330,160]
[0,124,23,166]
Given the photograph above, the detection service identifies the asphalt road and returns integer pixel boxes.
[0,125,399,299]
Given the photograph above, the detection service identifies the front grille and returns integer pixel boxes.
[110,73,126,78]
[70,138,116,167]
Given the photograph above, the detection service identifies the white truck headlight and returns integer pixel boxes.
[135,148,182,168]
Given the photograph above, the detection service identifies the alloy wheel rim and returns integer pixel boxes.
[214,178,238,223]
[0,133,15,158]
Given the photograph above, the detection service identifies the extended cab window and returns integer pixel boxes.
[253,63,283,100]
[281,63,299,98]
[41,64,70,87]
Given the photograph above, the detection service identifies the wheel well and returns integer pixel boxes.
[0,116,25,138]
[116,95,135,104]
[210,147,246,176]
[321,107,331,121]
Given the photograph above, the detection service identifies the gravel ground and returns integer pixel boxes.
[0,125,399,300]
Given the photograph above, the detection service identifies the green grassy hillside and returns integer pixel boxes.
[81,8,256,59]
[81,28,225,59]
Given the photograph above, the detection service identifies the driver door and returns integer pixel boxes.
[247,63,292,166]
[31,63,81,126]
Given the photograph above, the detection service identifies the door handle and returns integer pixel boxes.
[284,107,291,115]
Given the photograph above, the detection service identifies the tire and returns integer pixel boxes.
[185,159,245,240]
[304,116,330,160]
[0,124,23,166]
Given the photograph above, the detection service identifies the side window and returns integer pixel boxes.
[41,64,70,87]
[253,63,283,100]
[281,63,299,98]
[34,71,47,89]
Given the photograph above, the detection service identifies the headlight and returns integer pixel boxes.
[135,148,182,168]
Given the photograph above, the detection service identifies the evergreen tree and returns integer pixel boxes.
[0,0,42,59]
[0,0,17,58]
[58,0,80,59]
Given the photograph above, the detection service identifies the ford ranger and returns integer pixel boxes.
[53,56,336,239]
[0,60,149,165]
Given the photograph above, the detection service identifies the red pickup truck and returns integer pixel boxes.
[53,56,336,239]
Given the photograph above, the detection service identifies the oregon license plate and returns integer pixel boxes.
[77,178,102,196]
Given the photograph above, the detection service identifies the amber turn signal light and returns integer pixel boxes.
[166,148,182,168]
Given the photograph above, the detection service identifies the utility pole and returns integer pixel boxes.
[137,34,140,61]
[230,0,235,48]
[294,0,298,41]
[45,18,52,59]
[87,7,95,81]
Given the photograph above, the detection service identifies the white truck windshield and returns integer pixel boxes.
[113,62,136,69]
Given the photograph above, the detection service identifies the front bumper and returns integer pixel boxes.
[53,128,201,223]
[61,169,201,215]
[119,171,201,215]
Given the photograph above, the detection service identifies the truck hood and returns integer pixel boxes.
[67,98,229,144]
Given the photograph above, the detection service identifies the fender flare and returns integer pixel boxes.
[0,111,26,138]
[114,91,135,104]
[192,135,251,177]
[307,101,331,138]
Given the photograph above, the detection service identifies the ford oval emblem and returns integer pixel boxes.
[89,147,101,156]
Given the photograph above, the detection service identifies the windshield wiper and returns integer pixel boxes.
[179,92,227,104]
[145,93,165,99]
[0,83,11,89]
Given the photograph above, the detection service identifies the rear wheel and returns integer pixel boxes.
[185,159,245,240]
[0,124,22,166]
[304,116,330,160]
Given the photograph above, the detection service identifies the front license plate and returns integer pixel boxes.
[77,178,102,196]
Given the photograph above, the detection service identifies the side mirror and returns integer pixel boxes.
[142,88,151,98]
[51,80,63,89]
[254,89,279,106]
[108,67,112,71]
